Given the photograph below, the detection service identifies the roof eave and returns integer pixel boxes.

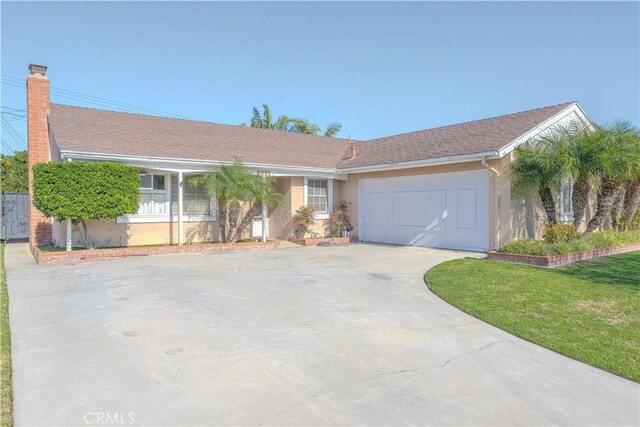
[337,151,501,174]
[59,150,348,180]
[495,101,593,158]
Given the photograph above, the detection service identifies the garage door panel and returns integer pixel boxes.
[360,171,488,251]
[455,189,477,231]
[390,190,445,229]
[368,192,385,225]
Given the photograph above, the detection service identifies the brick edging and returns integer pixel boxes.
[487,243,640,267]
[31,240,280,265]
[288,237,357,246]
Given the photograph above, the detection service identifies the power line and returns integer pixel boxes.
[0,112,26,119]
[1,119,27,148]
[1,75,194,119]
[1,137,14,154]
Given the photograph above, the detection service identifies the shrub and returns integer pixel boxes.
[499,231,640,256]
[501,239,550,256]
[33,161,140,247]
[291,206,315,238]
[543,224,579,243]
[324,200,352,237]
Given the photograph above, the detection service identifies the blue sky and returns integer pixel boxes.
[1,1,639,154]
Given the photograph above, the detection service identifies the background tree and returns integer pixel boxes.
[510,135,566,225]
[0,150,28,193]
[250,104,290,131]
[324,122,343,137]
[191,161,283,243]
[250,104,342,137]
[289,118,321,135]
[32,161,139,248]
[583,121,639,236]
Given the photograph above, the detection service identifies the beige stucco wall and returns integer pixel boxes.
[52,218,222,248]
[51,162,598,250]
[269,177,294,239]
[278,176,336,239]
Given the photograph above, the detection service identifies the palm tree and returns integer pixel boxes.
[324,122,342,137]
[621,134,640,229]
[191,161,284,242]
[232,177,284,241]
[510,135,567,225]
[251,104,290,131]
[622,177,640,230]
[563,123,600,228]
[289,118,321,135]
[583,121,640,236]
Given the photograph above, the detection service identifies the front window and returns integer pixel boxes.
[559,178,573,222]
[171,175,211,215]
[138,173,167,214]
[307,179,328,213]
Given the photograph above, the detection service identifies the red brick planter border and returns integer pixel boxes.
[288,236,357,246]
[31,240,280,265]
[488,242,640,267]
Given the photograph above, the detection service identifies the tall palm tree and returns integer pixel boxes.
[289,118,321,135]
[324,122,342,137]
[251,104,290,131]
[510,135,567,225]
[583,121,640,236]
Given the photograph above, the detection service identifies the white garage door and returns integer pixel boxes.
[359,170,489,252]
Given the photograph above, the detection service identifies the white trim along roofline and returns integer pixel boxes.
[60,150,348,180]
[496,102,593,158]
[336,150,501,174]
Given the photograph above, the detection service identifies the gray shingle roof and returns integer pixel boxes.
[49,101,576,171]
[49,104,351,170]
[338,102,575,169]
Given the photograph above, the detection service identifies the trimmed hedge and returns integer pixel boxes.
[33,161,140,222]
[500,231,640,256]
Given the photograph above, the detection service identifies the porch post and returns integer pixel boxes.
[178,171,184,245]
[65,218,72,251]
[261,176,268,242]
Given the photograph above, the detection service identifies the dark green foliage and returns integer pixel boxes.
[33,161,140,222]
[500,230,640,255]
[0,150,28,193]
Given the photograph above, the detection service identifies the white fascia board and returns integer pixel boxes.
[59,151,348,180]
[337,151,500,174]
[496,102,594,158]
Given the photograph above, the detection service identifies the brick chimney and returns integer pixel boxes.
[27,64,52,247]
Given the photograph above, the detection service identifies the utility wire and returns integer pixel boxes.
[1,75,193,119]
[1,119,27,147]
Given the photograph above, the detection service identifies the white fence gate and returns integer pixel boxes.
[1,193,29,240]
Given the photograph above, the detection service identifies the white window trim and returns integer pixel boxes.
[559,178,574,222]
[304,177,333,220]
[117,172,217,224]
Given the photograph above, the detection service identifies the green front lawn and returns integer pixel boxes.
[425,252,640,382]
[1,244,13,426]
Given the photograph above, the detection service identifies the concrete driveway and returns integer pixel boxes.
[5,243,639,426]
